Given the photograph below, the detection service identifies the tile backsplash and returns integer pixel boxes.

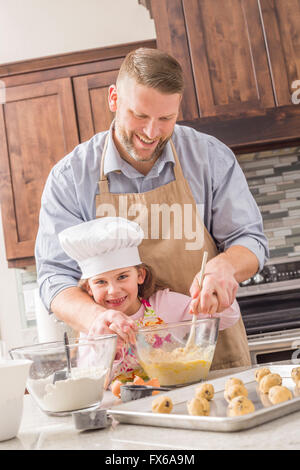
[238,146,300,259]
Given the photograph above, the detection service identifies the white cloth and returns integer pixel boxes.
[59,217,144,278]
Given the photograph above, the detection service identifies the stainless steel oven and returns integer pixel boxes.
[237,257,300,365]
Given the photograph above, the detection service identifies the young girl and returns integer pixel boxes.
[59,217,240,383]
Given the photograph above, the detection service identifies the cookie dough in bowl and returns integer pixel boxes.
[139,345,213,386]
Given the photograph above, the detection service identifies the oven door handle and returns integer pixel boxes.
[248,335,300,351]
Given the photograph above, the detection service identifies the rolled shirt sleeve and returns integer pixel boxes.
[208,138,269,271]
[35,164,84,311]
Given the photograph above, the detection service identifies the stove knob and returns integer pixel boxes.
[253,273,264,284]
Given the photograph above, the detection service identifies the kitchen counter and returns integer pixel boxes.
[1,363,300,451]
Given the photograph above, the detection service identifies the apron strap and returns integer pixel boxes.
[99,135,185,194]
[99,133,110,194]
[169,139,186,181]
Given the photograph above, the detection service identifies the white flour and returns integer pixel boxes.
[28,366,107,413]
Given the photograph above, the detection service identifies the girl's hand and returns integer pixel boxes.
[88,309,137,344]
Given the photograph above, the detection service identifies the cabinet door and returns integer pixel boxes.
[151,0,275,119]
[150,0,199,120]
[73,70,118,142]
[260,0,300,106]
[0,78,79,262]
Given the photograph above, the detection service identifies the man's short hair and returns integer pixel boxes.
[117,48,184,95]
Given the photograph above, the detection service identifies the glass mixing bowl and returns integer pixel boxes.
[134,318,219,386]
[10,334,117,415]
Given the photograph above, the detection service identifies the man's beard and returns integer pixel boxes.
[115,122,171,163]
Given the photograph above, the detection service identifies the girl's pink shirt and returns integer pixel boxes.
[128,289,240,330]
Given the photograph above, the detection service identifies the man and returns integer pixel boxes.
[35,48,268,369]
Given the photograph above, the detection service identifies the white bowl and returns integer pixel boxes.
[0,359,32,441]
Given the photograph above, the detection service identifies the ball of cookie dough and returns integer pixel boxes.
[255,367,271,383]
[291,367,300,384]
[225,377,244,391]
[228,396,255,417]
[195,383,214,401]
[259,373,282,394]
[268,385,292,405]
[187,397,210,416]
[152,395,173,414]
[224,384,248,403]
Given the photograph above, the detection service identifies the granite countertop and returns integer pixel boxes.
[1,363,300,450]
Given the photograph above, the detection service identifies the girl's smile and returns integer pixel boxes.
[106,295,127,305]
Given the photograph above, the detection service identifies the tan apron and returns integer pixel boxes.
[95,135,251,370]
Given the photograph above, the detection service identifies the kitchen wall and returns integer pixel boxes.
[0,0,155,63]
[0,208,23,351]
[0,0,156,350]
[238,146,300,260]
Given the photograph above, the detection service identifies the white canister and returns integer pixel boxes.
[34,288,75,342]
[0,359,32,441]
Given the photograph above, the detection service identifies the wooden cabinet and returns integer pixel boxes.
[152,0,275,119]
[0,40,155,266]
[73,70,118,142]
[149,0,300,149]
[0,78,79,262]
[259,0,300,106]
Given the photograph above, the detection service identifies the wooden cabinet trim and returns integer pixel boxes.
[180,105,300,153]
[0,40,156,78]
[1,57,125,88]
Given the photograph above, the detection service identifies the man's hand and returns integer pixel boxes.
[189,270,238,315]
[189,246,259,315]
[88,309,137,345]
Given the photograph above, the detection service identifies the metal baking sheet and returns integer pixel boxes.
[108,364,300,432]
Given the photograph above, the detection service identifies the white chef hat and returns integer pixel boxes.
[59,217,144,279]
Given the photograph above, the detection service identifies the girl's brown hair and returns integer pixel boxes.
[136,263,168,299]
[78,263,168,300]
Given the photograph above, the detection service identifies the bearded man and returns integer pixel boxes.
[35,48,268,369]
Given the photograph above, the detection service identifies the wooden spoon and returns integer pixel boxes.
[185,251,208,350]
